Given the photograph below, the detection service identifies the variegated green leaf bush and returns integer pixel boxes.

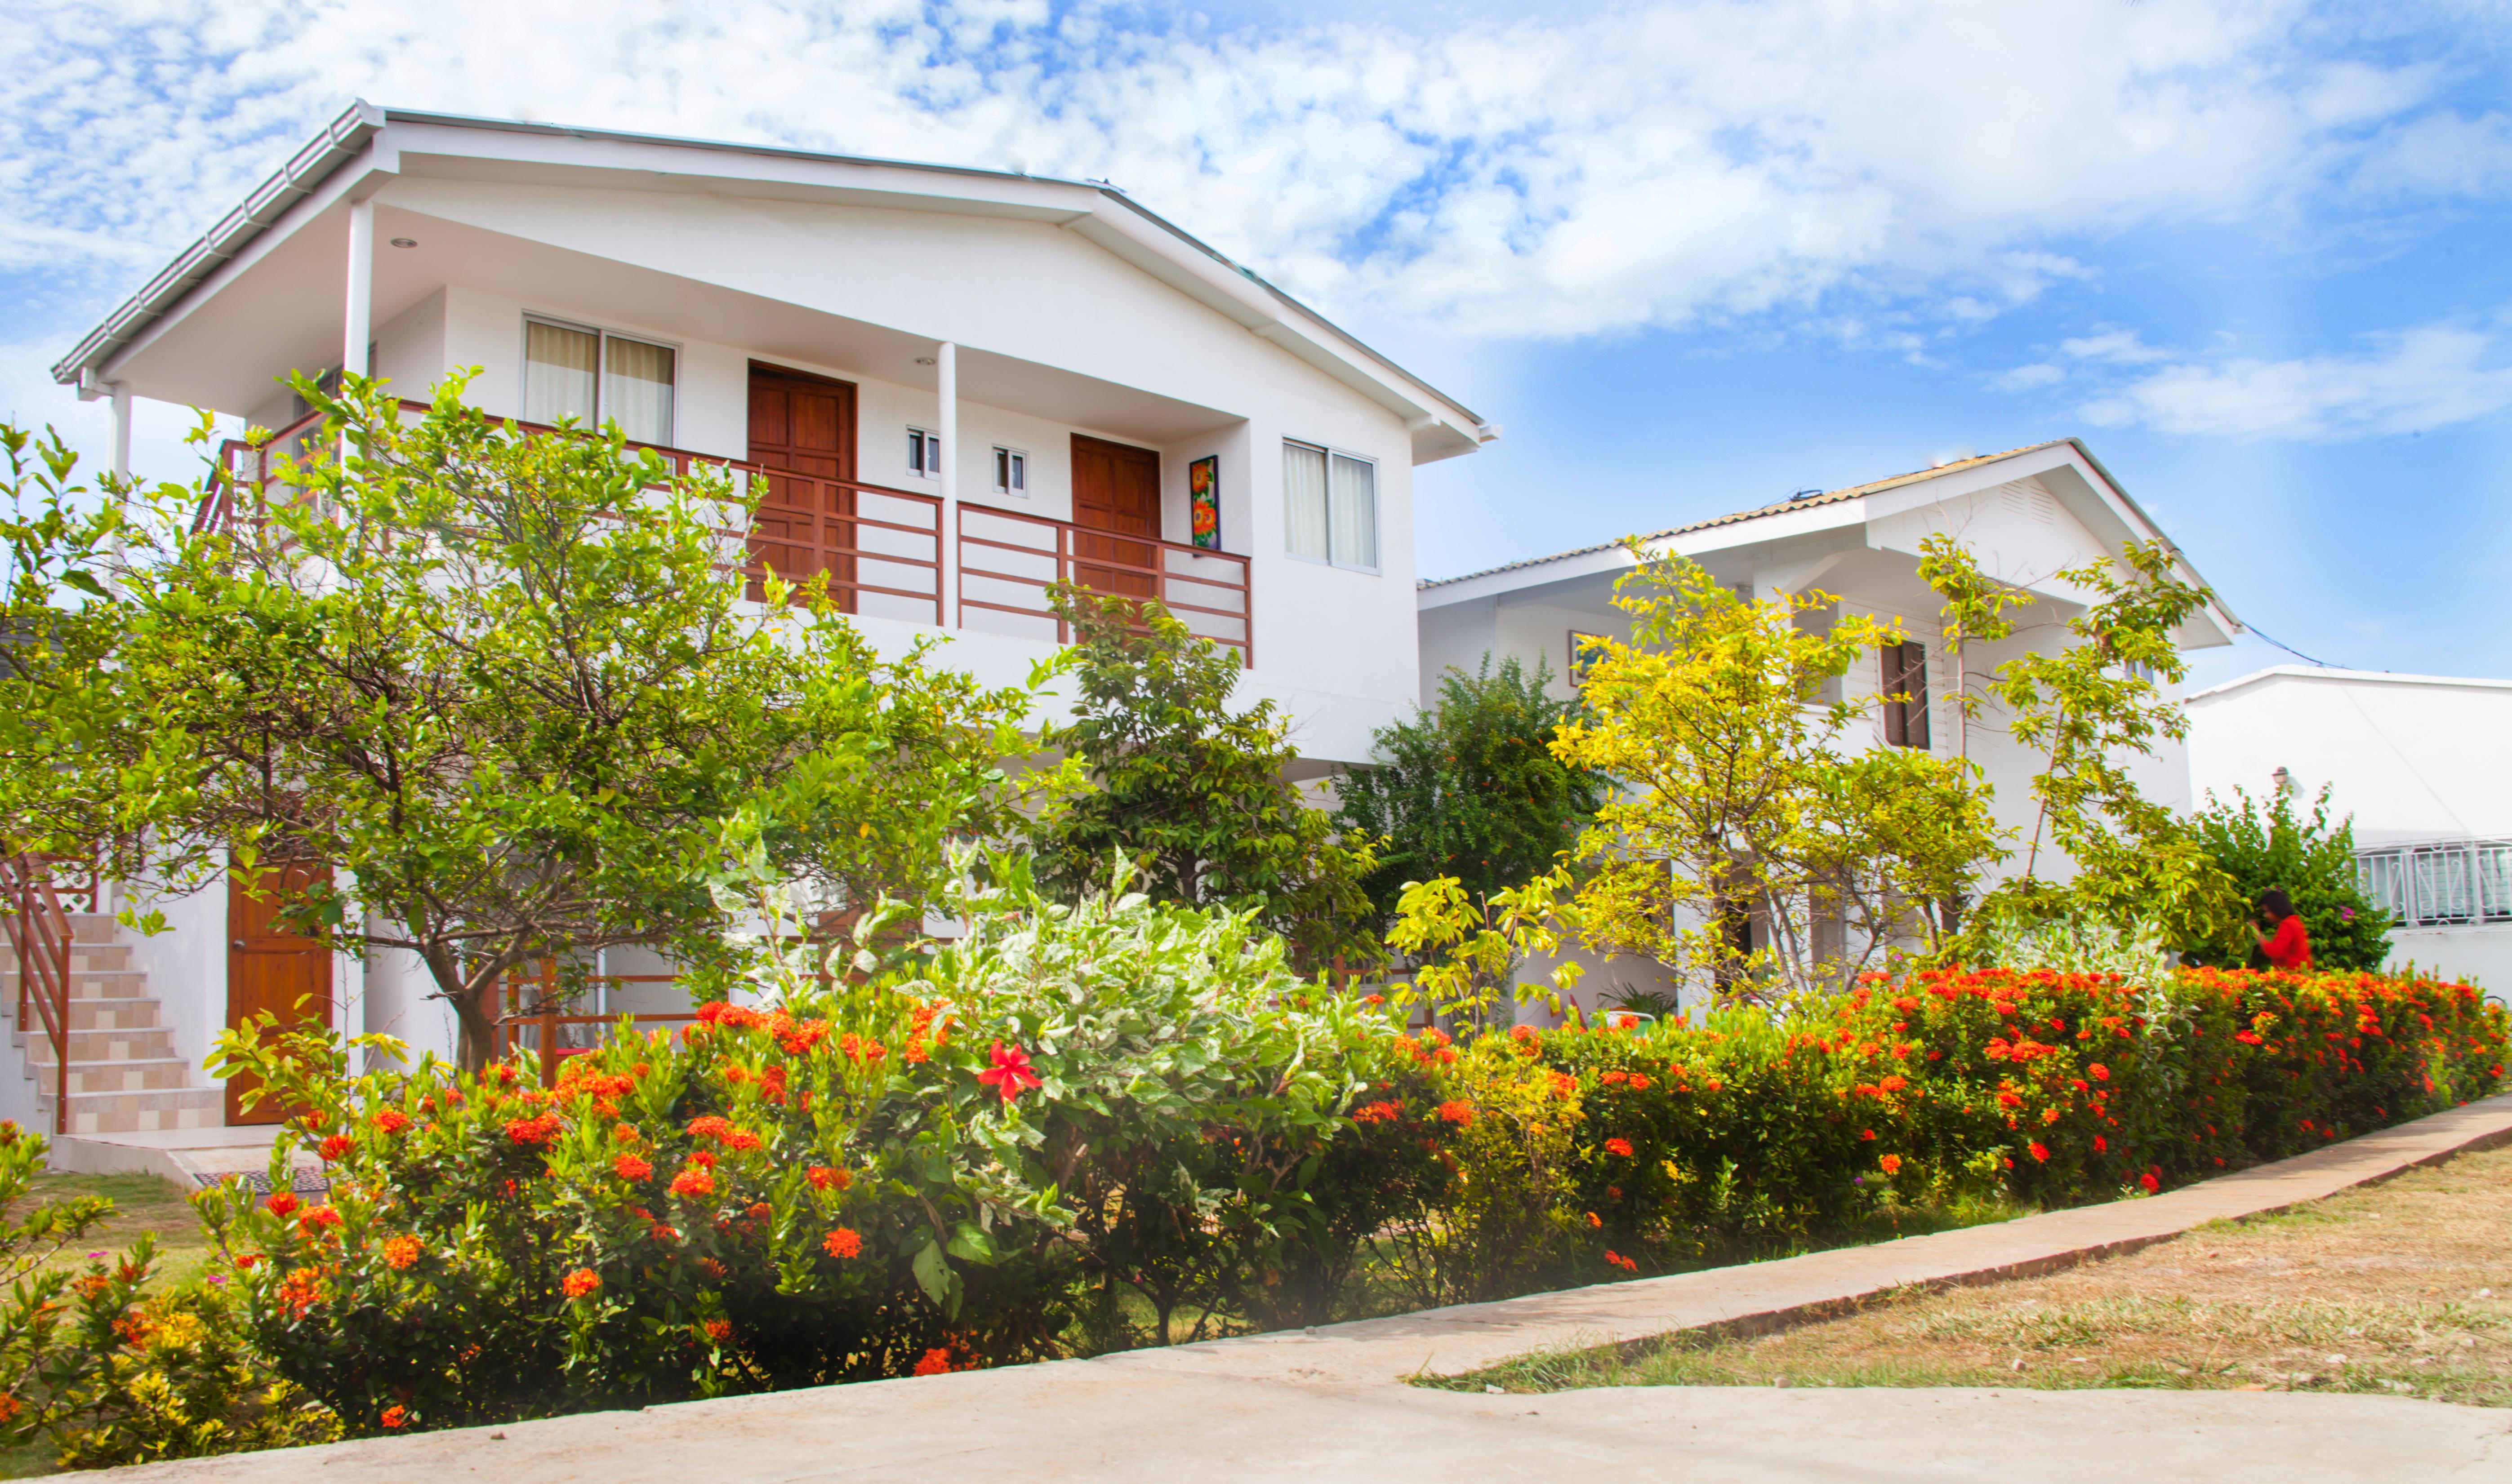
[197,848,1410,1434]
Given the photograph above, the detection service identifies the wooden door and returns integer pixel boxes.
[747,365,860,609]
[225,859,333,1125]
[1069,434,1161,600]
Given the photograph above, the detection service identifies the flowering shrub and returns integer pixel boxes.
[200,853,1394,1433]
[1479,965,2506,1272]
[0,1122,332,1468]
[187,924,2502,1443]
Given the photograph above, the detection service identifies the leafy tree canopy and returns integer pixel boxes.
[1333,654,1607,928]
[2184,785,2392,972]
[1027,586,1378,972]
[0,373,1042,1069]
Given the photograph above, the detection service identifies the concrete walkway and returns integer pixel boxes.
[109,1093,2512,1483]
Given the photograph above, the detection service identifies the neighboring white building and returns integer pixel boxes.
[1418,439,2239,1019]
[18,102,1494,1138]
[2186,666,2512,991]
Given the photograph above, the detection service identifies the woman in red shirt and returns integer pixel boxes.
[2252,889,2312,971]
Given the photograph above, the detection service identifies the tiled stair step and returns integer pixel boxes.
[58,998,169,1033]
[0,969,152,1001]
[38,1057,196,1094]
[6,915,126,949]
[24,1024,180,1062]
[0,943,135,973]
[39,1085,223,1136]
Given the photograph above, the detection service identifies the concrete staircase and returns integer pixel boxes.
[3,913,222,1135]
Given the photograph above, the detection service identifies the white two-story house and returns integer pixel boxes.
[21,102,1492,1149]
[1418,440,2240,1017]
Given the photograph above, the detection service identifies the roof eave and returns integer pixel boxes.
[50,104,1490,449]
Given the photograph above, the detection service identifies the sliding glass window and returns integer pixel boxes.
[523,318,677,445]
[1283,440,1379,572]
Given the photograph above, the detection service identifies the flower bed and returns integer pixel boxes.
[1430,966,2509,1274]
[188,949,2504,1441]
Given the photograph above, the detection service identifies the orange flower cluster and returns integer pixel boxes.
[823,1227,863,1259]
[562,1268,601,1300]
[381,1235,423,1271]
[806,1165,852,1191]
[504,1112,563,1148]
[1434,1100,1475,1126]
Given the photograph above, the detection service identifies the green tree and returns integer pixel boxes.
[1333,655,1607,927]
[2186,786,2393,971]
[2,375,1040,1070]
[1917,534,2241,952]
[1547,548,2000,1002]
[1027,586,1379,971]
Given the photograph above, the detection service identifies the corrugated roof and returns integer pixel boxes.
[1417,440,2070,590]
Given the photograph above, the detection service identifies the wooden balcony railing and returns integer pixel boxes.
[204,408,1249,661]
[491,961,699,1089]
[958,504,1252,665]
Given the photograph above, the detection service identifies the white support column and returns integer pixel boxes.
[343,200,375,379]
[936,341,958,629]
[108,385,132,480]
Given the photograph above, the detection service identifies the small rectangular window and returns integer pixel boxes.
[1283,440,1378,571]
[1881,641,1930,750]
[992,446,1027,496]
[908,428,942,478]
[1568,630,1609,687]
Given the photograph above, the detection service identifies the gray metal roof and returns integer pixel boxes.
[1418,441,2071,590]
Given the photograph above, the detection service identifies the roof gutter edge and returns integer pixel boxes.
[51,100,384,389]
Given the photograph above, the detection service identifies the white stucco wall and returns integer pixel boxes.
[2186,669,2512,842]
[374,178,1426,761]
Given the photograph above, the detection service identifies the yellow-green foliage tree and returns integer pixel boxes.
[1547,549,2000,1003]
[1915,534,2241,952]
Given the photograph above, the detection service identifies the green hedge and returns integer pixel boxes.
[148,946,2510,1443]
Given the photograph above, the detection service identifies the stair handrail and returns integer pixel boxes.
[0,854,74,1133]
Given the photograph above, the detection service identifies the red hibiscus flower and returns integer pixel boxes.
[976,1043,1044,1105]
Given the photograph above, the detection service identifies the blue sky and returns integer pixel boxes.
[4,0,2509,688]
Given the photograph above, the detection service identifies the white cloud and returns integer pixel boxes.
[2060,329,2171,364]
[1987,362,2064,392]
[2078,322,2512,440]
[0,0,2494,359]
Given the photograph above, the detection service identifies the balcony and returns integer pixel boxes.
[209,409,1252,663]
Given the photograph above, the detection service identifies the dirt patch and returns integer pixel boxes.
[1465,1145,2512,1406]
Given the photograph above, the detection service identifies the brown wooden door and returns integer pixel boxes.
[225,859,333,1125]
[1070,434,1161,600]
[747,365,860,609]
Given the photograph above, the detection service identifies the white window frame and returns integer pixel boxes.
[907,426,943,480]
[519,315,681,446]
[991,445,1028,498]
[1281,439,1381,574]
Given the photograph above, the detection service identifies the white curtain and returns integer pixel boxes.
[523,322,597,427]
[604,337,676,446]
[1283,441,1329,561]
[1330,453,1377,570]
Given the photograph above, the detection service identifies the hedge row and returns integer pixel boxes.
[158,934,2510,1441]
